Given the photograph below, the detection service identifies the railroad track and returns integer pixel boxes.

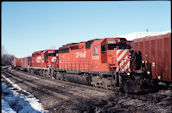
[3,67,172,106]
[2,67,172,113]
[6,67,115,95]
[2,67,114,100]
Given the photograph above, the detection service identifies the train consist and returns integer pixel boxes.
[12,33,171,93]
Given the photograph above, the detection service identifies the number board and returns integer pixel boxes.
[48,51,54,53]
[107,40,116,44]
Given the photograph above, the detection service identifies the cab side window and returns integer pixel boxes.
[93,46,98,55]
[101,44,106,52]
[108,44,117,50]
[45,53,48,58]
[49,53,56,56]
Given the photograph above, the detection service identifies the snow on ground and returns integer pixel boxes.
[1,74,49,113]
[2,99,16,113]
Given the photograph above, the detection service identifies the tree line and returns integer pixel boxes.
[1,45,15,66]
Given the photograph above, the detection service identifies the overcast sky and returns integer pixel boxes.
[2,1,171,58]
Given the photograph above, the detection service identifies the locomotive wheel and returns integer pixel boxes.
[91,76,100,88]
[42,70,45,77]
[50,69,55,79]
[56,72,64,80]
[39,70,43,76]
[53,72,57,79]
[27,69,30,74]
[43,70,49,78]
[43,70,46,77]
[91,76,115,90]
[30,69,34,75]
[47,69,50,78]
[102,78,115,90]
[103,82,108,89]
[56,72,60,80]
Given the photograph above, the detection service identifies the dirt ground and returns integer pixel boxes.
[2,67,172,113]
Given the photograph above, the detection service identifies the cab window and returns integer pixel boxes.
[101,44,106,52]
[55,50,59,56]
[45,53,48,58]
[49,53,56,56]
[93,46,98,55]
[108,44,131,49]
[108,44,117,50]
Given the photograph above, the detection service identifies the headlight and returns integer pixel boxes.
[147,71,150,74]
[158,76,161,80]
[127,73,130,76]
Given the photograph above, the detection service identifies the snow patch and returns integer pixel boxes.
[118,30,171,40]
[1,74,49,113]
[2,99,16,113]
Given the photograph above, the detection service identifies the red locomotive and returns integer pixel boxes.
[12,34,171,93]
[59,38,131,73]
[28,49,59,76]
[54,37,150,93]
[31,50,58,69]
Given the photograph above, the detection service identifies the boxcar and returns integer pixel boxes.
[133,33,171,83]
[13,58,21,69]
[21,57,32,71]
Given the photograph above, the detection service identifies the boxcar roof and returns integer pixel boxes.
[133,33,171,42]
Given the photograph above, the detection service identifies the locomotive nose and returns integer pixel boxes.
[116,49,130,72]
[107,49,131,72]
[129,50,142,72]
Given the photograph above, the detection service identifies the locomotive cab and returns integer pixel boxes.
[100,38,152,93]
[45,50,59,68]
[101,38,131,72]
[32,50,58,69]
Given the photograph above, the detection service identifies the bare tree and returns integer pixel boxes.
[1,45,7,57]
[1,45,15,66]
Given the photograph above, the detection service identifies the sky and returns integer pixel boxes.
[2,1,171,58]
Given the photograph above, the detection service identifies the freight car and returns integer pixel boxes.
[21,57,32,71]
[133,33,171,85]
[12,58,21,70]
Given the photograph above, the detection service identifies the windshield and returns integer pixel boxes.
[49,53,56,56]
[108,44,131,50]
